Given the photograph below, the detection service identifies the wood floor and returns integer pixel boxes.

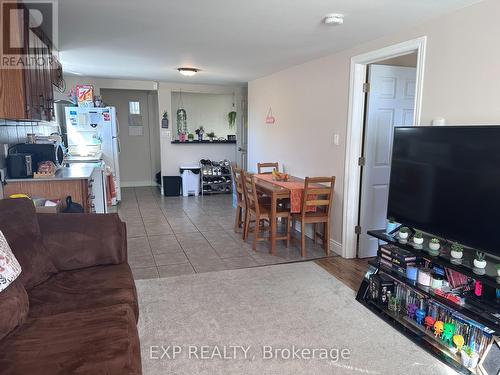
[315,257,373,291]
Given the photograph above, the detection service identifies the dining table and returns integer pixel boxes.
[253,174,311,254]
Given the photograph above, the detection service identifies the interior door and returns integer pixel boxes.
[358,64,416,258]
[101,89,154,187]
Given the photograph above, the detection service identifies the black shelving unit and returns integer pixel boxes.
[356,230,500,375]
[200,161,232,195]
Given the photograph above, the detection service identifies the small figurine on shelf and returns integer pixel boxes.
[453,334,465,352]
[415,309,426,325]
[195,126,205,141]
[441,323,455,346]
[461,346,479,369]
[424,315,435,331]
[406,303,418,320]
[187,133,194,141]
[434,320,444,337]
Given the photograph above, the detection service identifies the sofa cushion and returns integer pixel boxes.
[0,230,22,292]
[28,263,139,321]
[0,199,57,289]
[0,304,141,375]
[0,279,29,341]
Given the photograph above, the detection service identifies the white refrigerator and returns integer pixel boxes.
[65,106,121,204]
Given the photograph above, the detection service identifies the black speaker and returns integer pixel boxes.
[163,176,181,196]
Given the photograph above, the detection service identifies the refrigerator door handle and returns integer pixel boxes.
[116,137,121,153]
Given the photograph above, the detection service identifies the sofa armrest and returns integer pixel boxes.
[37,213,127,271]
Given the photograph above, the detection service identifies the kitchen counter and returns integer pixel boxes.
[6,163,101,182]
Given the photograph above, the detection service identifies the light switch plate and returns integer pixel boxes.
[334,133,340,146]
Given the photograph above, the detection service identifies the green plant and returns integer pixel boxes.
[414,230,423,239]
[495,263,500,270]
[207,131,215,139]
[451,242,463,253]
[462,346,474,357]
[176,108,187,135]
[430,238,440,244]
[187,133,194,140]
[388,217,396,223]
[475,251,486,261]
[399,227,409,234]
[228,111,237,129]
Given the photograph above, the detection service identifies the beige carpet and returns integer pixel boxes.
[136,262,451,375]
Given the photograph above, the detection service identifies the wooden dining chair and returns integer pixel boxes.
[257,162,279,174]
[231,164,246,233]
[292,176,335,257]
[241,171,291,249]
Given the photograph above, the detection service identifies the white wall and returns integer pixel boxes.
[171,92,235,138]
[248,0,500,253]
[158,83,245,176]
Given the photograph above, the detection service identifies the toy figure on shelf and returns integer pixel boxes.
[453,335,465,351]
[407,303,418,320]
[434,320,444,337]
[415,309,426,325]
[441,323,455,346]
[424,316,435,331]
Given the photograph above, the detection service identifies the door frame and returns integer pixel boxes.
[342,36,427,259]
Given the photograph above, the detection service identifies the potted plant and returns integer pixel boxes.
[450,242,464,259]
[460,346,479,369]
[195,126,204,141]
[386,217,398,234]
[413,231,424,245]
[398,227,409,241]
[429,238,440,251]
[473,251,487,269]
[496,264,500,277]
[187,133,194,141]
[207,131,215,142]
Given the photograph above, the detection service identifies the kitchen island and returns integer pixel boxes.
[4,163,104,213]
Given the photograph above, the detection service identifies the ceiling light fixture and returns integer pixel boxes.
[177,67,199,77]
[323,13,344,26]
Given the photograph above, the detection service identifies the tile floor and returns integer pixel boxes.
[116,187,332,280]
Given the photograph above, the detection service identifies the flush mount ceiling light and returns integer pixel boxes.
[323,13,344,26]
[177,67,199,77]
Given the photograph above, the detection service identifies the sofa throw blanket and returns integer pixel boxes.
[0,231,22,292]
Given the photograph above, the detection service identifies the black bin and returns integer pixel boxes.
[163,176,182,196]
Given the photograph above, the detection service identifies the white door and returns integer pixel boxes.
[358,64,416,258]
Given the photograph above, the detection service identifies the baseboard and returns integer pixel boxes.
[121,181,156,188]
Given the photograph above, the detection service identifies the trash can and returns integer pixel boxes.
[163,176,182,197]
[179,165,201,196]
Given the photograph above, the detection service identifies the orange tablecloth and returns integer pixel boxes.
[254,174,315,214]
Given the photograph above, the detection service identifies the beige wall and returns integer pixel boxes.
[248,0,500,251]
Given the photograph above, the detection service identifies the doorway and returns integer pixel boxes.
[342,37,426,259]
[101,89,160,187]
[357,60,417,258]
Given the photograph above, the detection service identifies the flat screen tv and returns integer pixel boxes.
[387,126,500,257]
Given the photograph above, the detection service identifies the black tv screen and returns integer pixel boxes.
[387,126,500,256]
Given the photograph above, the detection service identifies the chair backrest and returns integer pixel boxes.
[241,171,259,214]
[301,176,336,216]
[231,164,244,206]
[257,162,279,174]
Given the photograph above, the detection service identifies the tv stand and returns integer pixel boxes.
[356,230,500,375]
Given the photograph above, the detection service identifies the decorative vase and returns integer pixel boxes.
[413,237,424,245]
[473,259,487,269]
[429,242,440,252]
[460,351,479,369]
[399,232,408,240]
[451,251,463,259]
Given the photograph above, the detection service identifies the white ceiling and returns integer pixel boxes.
[59,0,481,85]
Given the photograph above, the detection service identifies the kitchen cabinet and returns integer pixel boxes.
[0,0,56,121]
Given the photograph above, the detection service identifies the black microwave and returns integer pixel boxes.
[9,143,64,169]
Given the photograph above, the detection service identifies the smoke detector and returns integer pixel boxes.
[323,14,344,26]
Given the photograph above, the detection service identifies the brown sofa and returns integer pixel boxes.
[0,198,142,374]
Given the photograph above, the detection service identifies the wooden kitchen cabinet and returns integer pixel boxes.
[0,0,56,121]
[3,178,94,213]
